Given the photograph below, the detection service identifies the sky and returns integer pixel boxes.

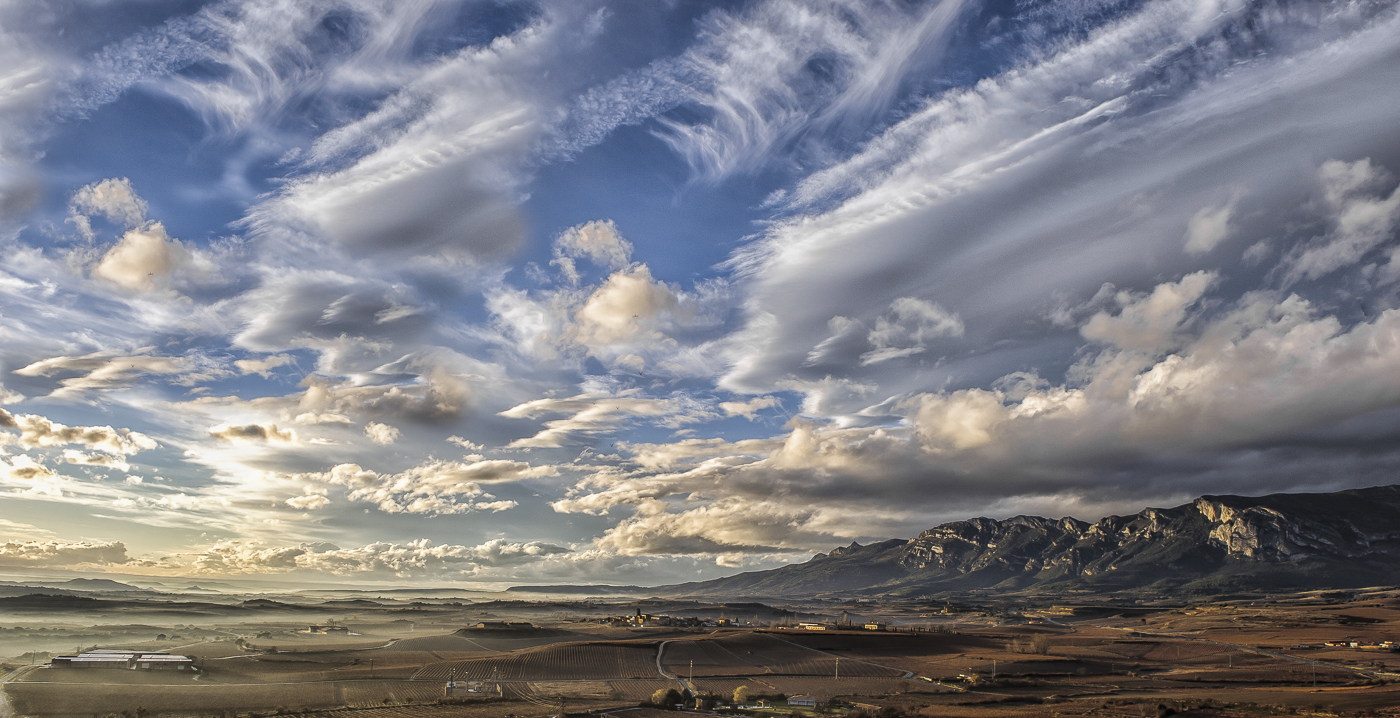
[0,0,1399,588]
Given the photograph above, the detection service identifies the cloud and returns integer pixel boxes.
[552,219,633,284]
[1079,271,1216,353]
[720,395,781,420]
[189,537,569,577]
[594,498,856,559]
[284,492,330,510]
[860,297,964,365]
[290,368,472,425]
[1282,158,1400,284]
[0,454,60,493]
[0,384,23,404]
[363,422,400,445]
[67,177,148,241]
[14,351,200,398]
[64,176,212,293]
[298,457,555,515]
[574,265,680,347]
[548,269,1400,554]
[0,540,130,568]
[62,449,131,473]
[561,0,966,182]
[14,413,157,455]
[1183,191,1244,255]
[234,354,294,378]
[501,390,715,448]
[208,423,297,443]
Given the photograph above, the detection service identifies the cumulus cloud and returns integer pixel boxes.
[90,220,210,293]
[13,413,157,456]
[548,269,1400,554]
[552,219,633,284]
[363,422,400,445]
[1079,271,1216,353]
[62,449,131,473]
[296,457,555,514]
[208,423,296,443]
[189,537,568,577]
[574,265,680,347]
[285,492,330,510]
[290,368,472,425]
[0,540,130,568]
[67,177,148,241]
[1283,158,1400,284]
[594,498,855,559]
[0,454,60,494]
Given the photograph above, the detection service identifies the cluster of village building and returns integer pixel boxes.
[1321,639,1399,650]
[595,610,740,628]
[793,621,886,631]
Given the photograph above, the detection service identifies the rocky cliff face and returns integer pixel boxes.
[661,484,1400,598]
[897,486,1400,585]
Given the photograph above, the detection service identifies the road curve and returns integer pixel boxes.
[0,665,35,718]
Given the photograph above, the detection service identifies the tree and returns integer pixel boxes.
[733,685,750,705]
[1032,634,1052,655]
[156,634,167,641]
[651,687,681,707]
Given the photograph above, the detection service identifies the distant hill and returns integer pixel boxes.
[57,578,143,592]
[652,485,1400,599]
[505,585,649,595]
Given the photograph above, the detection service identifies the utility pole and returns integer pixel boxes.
[369,658,374,679]
[835,657,839,680]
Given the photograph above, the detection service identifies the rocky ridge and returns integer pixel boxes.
[656,484,1400,598]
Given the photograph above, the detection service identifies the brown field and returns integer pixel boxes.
[10,592,1400,717]
[662,631,906,678]
[414,640,662,681]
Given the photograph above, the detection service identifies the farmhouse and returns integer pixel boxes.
[788,695,827,707]
[798,622,829,631]
[864,622,886,631]
[307,625,350,634]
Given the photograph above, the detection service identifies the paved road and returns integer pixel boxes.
[0,665,35,718]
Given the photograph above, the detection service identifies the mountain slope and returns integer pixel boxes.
[656,484,1400,598]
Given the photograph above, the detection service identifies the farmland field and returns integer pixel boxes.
[661,632,906,678]
[414,641,662,681]
[9,593,1400,718]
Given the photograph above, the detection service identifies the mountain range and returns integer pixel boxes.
[549,485,1400,599]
